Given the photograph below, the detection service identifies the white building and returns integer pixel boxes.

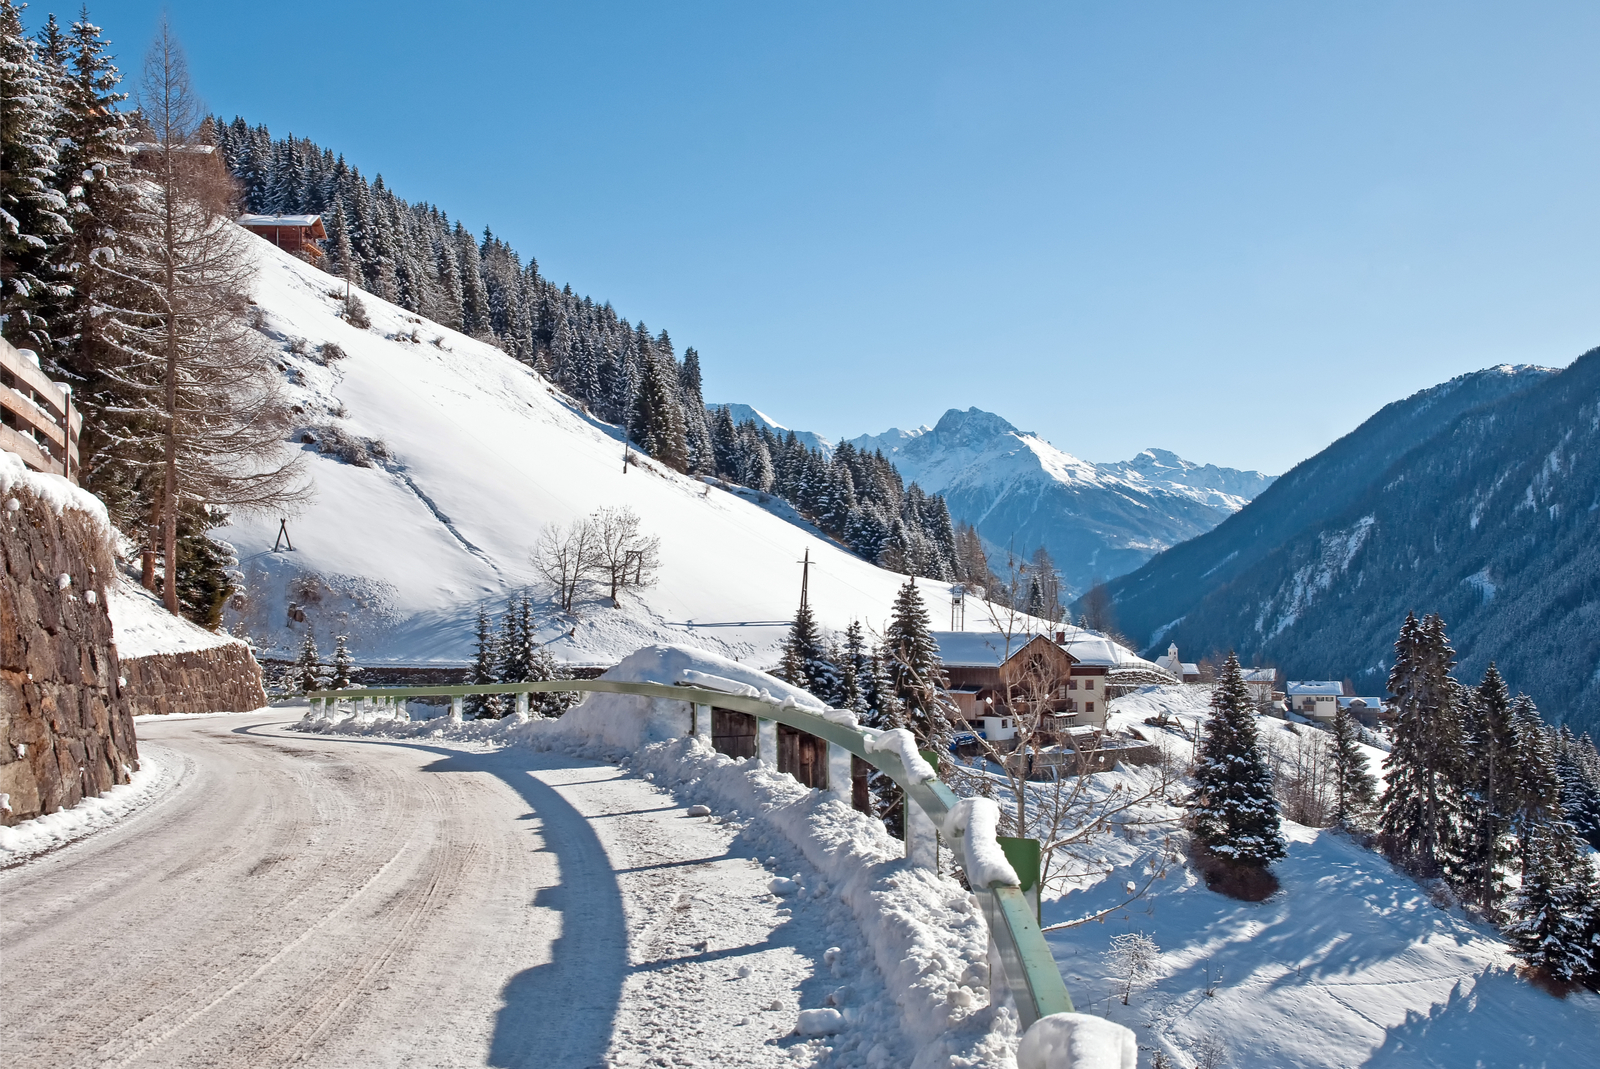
[1286,681,1343,721]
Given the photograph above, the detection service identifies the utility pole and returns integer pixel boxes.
[797,547,811,611]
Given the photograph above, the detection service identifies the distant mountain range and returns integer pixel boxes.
[840,408,1276,595]
[1086,356,1600,738]
[706,403,833,456]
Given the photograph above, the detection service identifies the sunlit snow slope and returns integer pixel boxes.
[221,236,960,666]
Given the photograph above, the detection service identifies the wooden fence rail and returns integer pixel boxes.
[1,337,81,482]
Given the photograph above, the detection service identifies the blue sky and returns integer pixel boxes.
[85,1,1600,472]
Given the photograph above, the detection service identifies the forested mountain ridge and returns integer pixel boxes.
[1091,363,1557,650]
[1104,353,1600,737]
[844,407,1275,596]
[211,119,962,582]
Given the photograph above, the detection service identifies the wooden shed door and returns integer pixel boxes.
[777,724,828,790]
[711,708,757,759]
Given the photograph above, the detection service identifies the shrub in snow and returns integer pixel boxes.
[1105,931,1161,1005]
[343,293,371,329]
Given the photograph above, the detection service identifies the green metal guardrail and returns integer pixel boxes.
[305,678,1076,1029]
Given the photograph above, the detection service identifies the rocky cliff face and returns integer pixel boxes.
[1,456,137,826]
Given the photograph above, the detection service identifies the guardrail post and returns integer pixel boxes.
[826,740,852,805]
[757,718,777,768]
[692,702,710,741]
[905,796,939,869]
[515,692,529,721]
[449,696,464,723]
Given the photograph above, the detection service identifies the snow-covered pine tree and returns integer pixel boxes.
[467,607,499,719]
[1329,704,1376,826]
[777,597,843,707]
[1189,652,1287,873]
[1378,613,1469,880]
[840,620,868,716]
[498,594,533,685]
[1461,662,1518,915]
[331,634,354,689]
[1510,694,1563,877]
[529,649,580,717]
[1554,727,1600,849]
[882,578,949,745]
[1,0,71,355]
[1505,817,1598,986]
[293,631,323,694]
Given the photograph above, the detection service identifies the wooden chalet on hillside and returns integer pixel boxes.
[239,214,327,262]
[932,629,1171,746]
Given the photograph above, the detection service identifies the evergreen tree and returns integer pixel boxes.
[1461,662,1518,915]
[1554,728,1600,849]
[1,0,71,355]
[1189,652,1287,870]
[1378,613,1469,880]
[529,648,580,717]
[840,620,869,717]
[777,597,843,706]
[882,579,948,744]
[331,634,354,689]
[293,631,323,694]
[467,606,499,718]
[1505,818,1598,985]
[1510,694,1563,876]
[1329,704,1376,826]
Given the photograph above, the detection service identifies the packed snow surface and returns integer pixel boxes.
[219,236,964,667]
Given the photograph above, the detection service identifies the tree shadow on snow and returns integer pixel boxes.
[1364,969,1600,1068]
[415,746,629,1069]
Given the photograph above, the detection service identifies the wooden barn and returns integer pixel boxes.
[239,214,327,261]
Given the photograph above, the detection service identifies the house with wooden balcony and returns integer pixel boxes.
[239,214,327,262]
[1,338,81,482]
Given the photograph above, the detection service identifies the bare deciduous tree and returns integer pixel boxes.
[591,505,660,608]
[531,517,600,613]
[1106,930,1162,1005]
[531,506,661,613]
[104,20,306,610]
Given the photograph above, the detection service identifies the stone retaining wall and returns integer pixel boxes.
[120,643,268,717]
[1,471,137,826]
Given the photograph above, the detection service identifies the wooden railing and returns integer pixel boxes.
[0,337,81,482]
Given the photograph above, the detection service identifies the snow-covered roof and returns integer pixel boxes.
[1240,668,1277,683]
[1339,696,1387,709]
[1181,662,1200,675]
[239,214,322,228]
[930,631,1034,667]
[1287,681,1343,696]
[929,628,1160,671]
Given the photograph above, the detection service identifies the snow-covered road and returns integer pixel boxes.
[0,712,850,1068]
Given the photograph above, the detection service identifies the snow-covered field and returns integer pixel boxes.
[1027,685,1600,1068]
[218,236,973,668]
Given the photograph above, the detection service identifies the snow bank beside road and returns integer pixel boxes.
[0,743,182,866]
[300,644,1023,1067]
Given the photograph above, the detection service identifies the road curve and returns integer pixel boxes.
[0,712,836,1068]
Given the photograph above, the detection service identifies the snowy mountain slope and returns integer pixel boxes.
[844,409,1274,594]
[1099,356,1599,737]
[1032,685,1600,1068]
[707,402,833,456]
[218,236,966,666]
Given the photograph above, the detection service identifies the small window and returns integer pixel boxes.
[1068,679,1078,690]
[1001,719,1010,728]
[1085,702,1095,713]
[1085,678,1095,690]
